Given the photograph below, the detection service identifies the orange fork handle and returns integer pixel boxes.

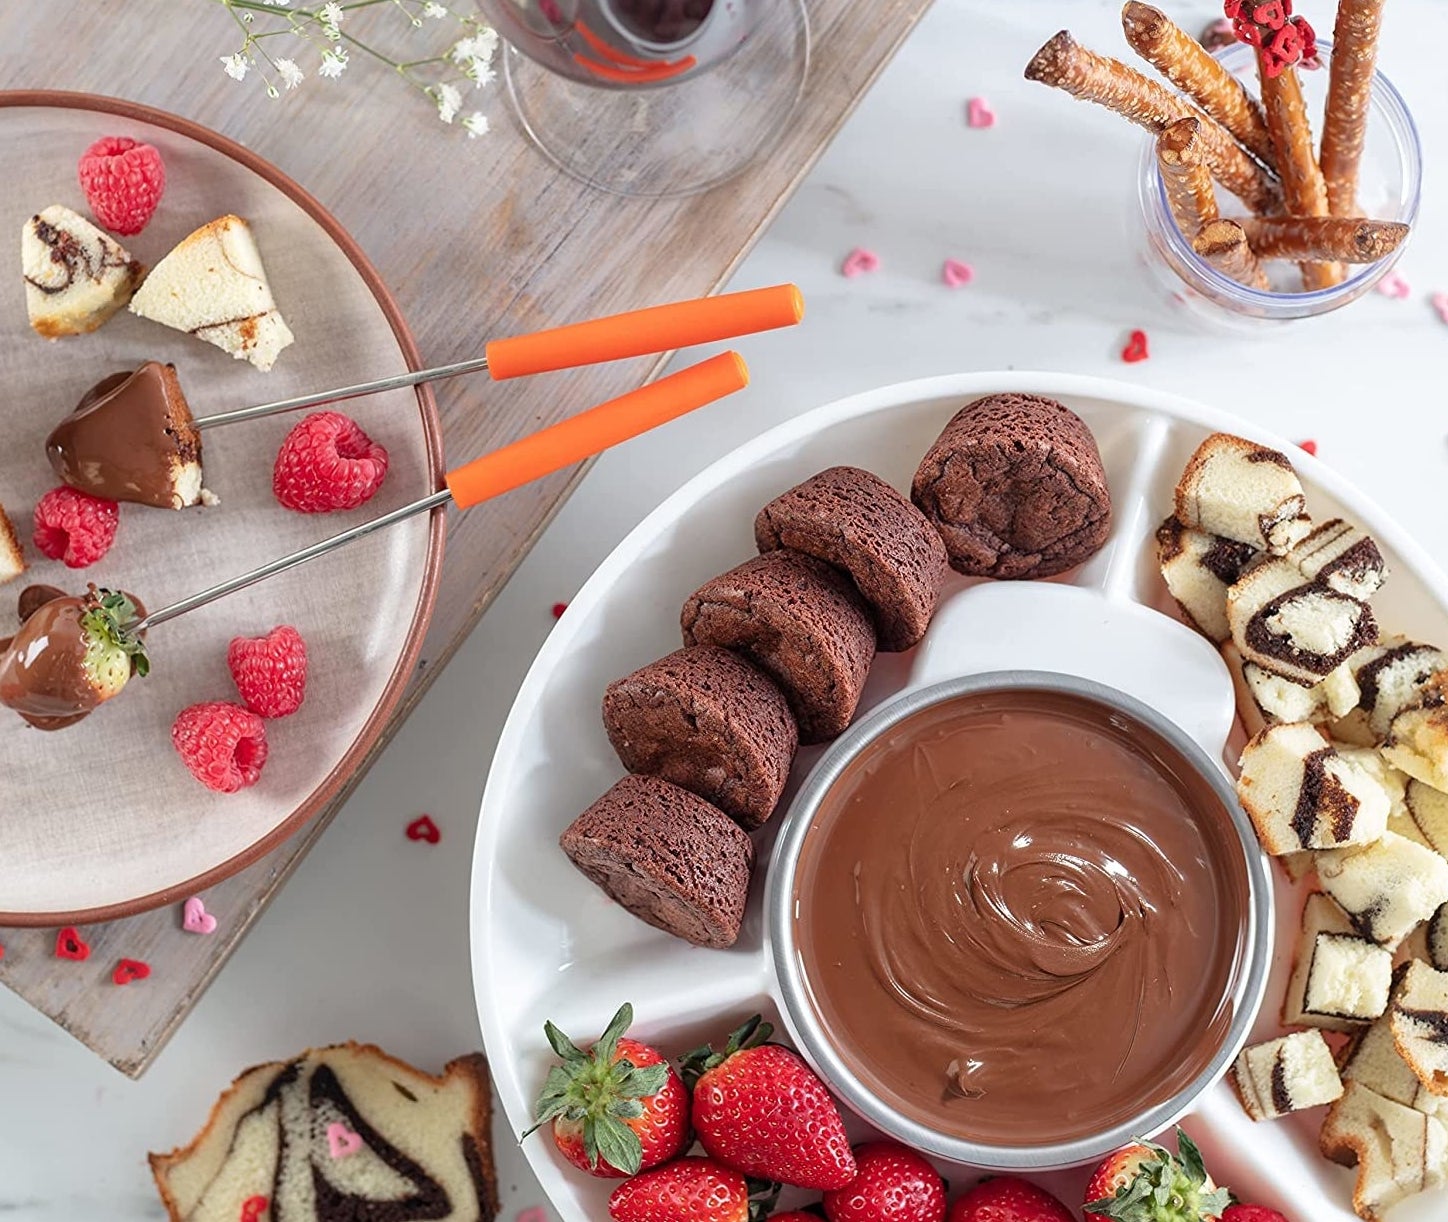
[483,285,802,381]
[446,352,749,510]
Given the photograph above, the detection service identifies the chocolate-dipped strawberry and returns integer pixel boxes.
[0,587,147,728]
[46,361,209,510]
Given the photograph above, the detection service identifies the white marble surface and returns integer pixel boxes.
[4,0,1448,1216]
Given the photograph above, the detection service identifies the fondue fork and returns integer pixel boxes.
[122,352,747,638]
[192,285,802,431]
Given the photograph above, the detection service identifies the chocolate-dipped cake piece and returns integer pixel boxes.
[755,466,948,650]
[912,393,1112,579]
[603,645,797,830]
[560,775,754,949]
[681,550,875,744]
[47,362,208,510]
[149,1042,497,1221]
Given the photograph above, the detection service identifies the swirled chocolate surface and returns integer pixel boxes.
[792,688,1250,1146]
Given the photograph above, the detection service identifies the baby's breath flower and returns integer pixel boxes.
[276,58,305,89]
[435,82,462,123]
[318,46,349,78]
[209,1,494,138]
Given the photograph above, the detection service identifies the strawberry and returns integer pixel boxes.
[0,588,146,719]
[822,1142,944,1222]
[682,1016,856,1190]
[609,1157,768,1222]
[1222,1207,1290,1222]
[531,1003,689,1178]
[1084,1129,1229,1222]
[948,1176,1075,1222]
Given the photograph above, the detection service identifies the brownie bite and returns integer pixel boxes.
[911,393,1113,579]
[680,550,876,744]
[559,775,755,949]
[754,466,949,652]
[603,646,798,830]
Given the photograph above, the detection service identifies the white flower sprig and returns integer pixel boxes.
[210,0,494,132]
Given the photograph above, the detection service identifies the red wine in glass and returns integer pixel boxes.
[476,0,809,195]
[482,0,762,88]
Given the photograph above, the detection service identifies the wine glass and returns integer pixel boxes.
[477,0,810,197]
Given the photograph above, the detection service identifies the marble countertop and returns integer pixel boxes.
[4,0,1446,1216]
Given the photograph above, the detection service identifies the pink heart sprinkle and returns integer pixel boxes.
[515,1210,548,1222]
[942,259,974,288]
[840,247,880,279]
[182,896,218,935]
[966,97,996,129]
[1432,292,1448,324]
[327,1122,363,1159]
[1377,272,1411,299]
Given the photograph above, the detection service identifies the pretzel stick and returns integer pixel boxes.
[1239,216,1409,262]
[1157,118,1219,236]
[1321,0,1387,216]
[1194,219,1271,290]
[1122,2,1275,168]
[1025,31,1281,215]
[1258,59,1343,288]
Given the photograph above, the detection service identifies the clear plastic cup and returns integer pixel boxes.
[1137,40,1421,328]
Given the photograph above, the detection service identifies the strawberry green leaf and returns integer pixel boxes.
[1176,1129,1207,1186]
[594,1003,634,1065]
[608,1099,645,1120]
[616,1063,669,1098]
[543,1020,588,1064]
[592,1113,642,1177]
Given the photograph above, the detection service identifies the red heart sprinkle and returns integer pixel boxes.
[1121,330,1150,363]
[1299,439,1318,455]
[406,814,440,844]
[1253,2,1286,31]
[241,1197,270,1222]
[113,958,151,985]
[551,602,567,619]
[55,926,90,961]
[0,943,5,961]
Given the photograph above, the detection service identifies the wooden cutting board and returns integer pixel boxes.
[0,0,933,1075]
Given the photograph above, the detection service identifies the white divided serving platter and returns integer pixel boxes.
[471,371,1448,1222]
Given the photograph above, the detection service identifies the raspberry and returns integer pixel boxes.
[273,412,389,512]
[33,487,119,568]
[77,136,166,236]
[171,701,269,793]
[228,625,308,718]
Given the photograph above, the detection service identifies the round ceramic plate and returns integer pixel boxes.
[0,93,443,924]
[472,372,1448,1221]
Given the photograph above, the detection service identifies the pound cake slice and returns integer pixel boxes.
[1316,831,1448,949]
[1174,433,1311,555]
[0,503,24,586]
[150,1043,497,1221]
[1231,1029,1343,1120]
[1157,516,1258,643]
[1320,1081,1448,1221]
[131,214,294,371]
[23,204,143,337]
[1390,962,1448,1099]
[1341,1018,1443,1117]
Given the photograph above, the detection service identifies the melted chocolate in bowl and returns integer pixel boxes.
[790,687,1252,1148]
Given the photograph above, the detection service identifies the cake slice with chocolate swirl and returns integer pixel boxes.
[22,204,143,337]
[149,1043,497,1221]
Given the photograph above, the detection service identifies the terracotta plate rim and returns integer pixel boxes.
[0,89,446,928]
